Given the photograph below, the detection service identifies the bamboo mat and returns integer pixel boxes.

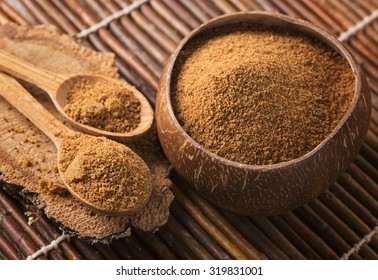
[0,0,377,260]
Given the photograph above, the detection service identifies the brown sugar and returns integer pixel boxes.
[59,134,152,213]
[172,24,355,165]
[64,79,141,133]
[21,157,34,167]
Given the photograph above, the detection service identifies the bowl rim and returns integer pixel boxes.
[163,11,363,171]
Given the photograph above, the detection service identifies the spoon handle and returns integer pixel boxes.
[0,50,65,97]
[0,72,70,146]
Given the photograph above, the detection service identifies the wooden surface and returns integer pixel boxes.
[0,0,377,260]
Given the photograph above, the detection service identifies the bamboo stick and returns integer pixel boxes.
[0,0,28,25]
[70,238,103,260]
[338,172,378,216]
[101,0,170,62]
[115,238,140,259]
[239,0,261,10]
[280,212,339,259]
[252,0,278,12]
[329,0,378,43]
[0,9,9,25]
[0,230,21,260]
[20,0,57,26]
[93,243,120,260]
[0,192,65,260]
[320,0,378,49]
[250,217,306,259]
[100,1,167,68]
[347,163,378,200]
[35,215,81,260]
[221,211,289,259]
[366,130,378,151]
[309,198,377,259]
[165,215,214,260]
[121,0,182,44]
[172,186,250,259]
[354,154,378,183]
[368,0,378,7]
[294,0,378,68]
[115,0,176,53]
[294,205,362,259]
[161,0,201,28]
[281,0,333,31]
[157,223,196,259]
[341,0,373,19]
[193,0,221,18]
[230,0,250,11]
[171,172,265,259]
[358,0,378,14]
[4,0,37,24]
[0,203,46,259]
[122,235,155,260]
[109,238,134,259]
[370,119,378,135]
[170,200,232,259]
[372,108,378,126]
[85,0,162,76]
[134,230,177,260]
[212,0,238,13]
[150,0,191,36]
[51,0,86,30]
[330,182,378,228]
[371,94,378,112]
[173,174,266,259]
[367,85,378,104]
[36,0,77,35]
[318,190,378,251]
[268,215,321,259]
[179,0,211,22]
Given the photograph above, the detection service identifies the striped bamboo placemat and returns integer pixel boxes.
[0,0,377,260]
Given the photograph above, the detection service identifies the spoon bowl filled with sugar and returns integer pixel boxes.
[0,72,152,216]
[156,12,371,216]
[0,50,154,141]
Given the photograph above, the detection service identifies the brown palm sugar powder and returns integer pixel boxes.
[172,24,355,165]
[64,80,141,133]
[59,134,152,213]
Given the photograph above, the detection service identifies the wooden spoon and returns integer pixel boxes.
[0,50,154,141]
[0,72,152,216]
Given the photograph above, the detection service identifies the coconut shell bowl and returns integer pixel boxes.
[156,12,371,216]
